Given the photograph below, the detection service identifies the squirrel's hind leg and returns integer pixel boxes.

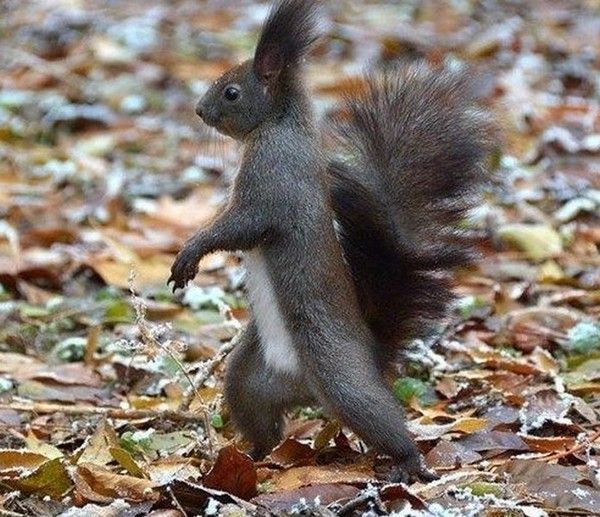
[224,321,313,459]
[302,334,437,483]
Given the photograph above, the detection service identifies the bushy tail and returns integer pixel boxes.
[328,62,495,354]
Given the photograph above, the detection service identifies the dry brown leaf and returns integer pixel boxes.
[0,353,44,375]
[0,450,50,475]
[407,417,489,440]
[12,363,102,387]
[17,380,110,403]
[77,418,120,466]
[252,484,360,513]
[202,446,257,500]
[270,438,315,466]
[146,190,218,230]
[24,430,63,460]
[271,464,374,492]
[74,463,159,504]
[87,254,173,289]
[425,440,482,469]
[521,435,577,453]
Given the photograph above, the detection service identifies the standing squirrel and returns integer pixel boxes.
[169,0,493,482]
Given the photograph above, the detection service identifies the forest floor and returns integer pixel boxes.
[0,0,599,515]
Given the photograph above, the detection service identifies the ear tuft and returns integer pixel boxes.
[254,0,322,84]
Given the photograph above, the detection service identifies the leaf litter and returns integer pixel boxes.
[0,0,599,515]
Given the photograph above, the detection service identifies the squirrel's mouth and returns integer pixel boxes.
[195,100,218,128]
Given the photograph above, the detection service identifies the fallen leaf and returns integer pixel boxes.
[252,484,360,513]
[109,447,146,478]
[270,438,314,466]
[497,223,563,260]
[520,435,577,453]
[12,363,102,387]
[87,254,173,289]
[0,353,44,375]
[77,419,120,466]
[502,460,600,512]
[271,464,374,492]
[203,446,257,500]
[407,417,489,440]
[146,457,201,485]
[425,440,482,469]
[3,458,71,499]
[17,380,110,403]
[313,420,341,450]
[0,450,50,475]
[519,389,573,432]
[74,463,159,503]
[24,430,63,460]
[459,431,529,453]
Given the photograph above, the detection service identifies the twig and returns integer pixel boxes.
[543,428,600,461]
[166,485,189,517]
[337,493,373,516]
[336,486,384,516]
[0,402,202,423]
[126,271,217,455]
[179,331,241,412]
[128,272,202,405]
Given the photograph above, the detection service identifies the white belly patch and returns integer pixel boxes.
[244,250,299,373]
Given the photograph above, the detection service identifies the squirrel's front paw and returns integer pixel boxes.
[168,247,201,291]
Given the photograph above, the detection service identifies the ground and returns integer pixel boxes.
[0,0,599,515]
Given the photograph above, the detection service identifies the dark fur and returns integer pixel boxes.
[254,0,321,81]
[329,64,494,356]
[169,0,492,483]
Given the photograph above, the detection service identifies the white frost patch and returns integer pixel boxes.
[404,339,451,371]
[204,498,221,515]
[450,487,549,517]
[519,392,575,434]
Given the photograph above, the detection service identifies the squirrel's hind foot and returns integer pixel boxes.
[388,460,439,484]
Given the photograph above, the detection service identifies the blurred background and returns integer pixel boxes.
[0,0,599,358]
[0,1,599,513]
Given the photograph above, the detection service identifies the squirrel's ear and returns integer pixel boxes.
[254,0,321,86]
[254,45,285,85]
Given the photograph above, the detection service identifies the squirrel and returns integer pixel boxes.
[168,0,493,482]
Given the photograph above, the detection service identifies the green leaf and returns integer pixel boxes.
[456,295,489,319]
[144,431,196,454]
[109,447,146,478]
[393,377,429,405]
[462,482,504,497]
[104,298,134,323]
[6,458,71,499]
[52,337,87,362]
[0,283,11,301]
[298,406,324,420]
[120,429,154,454]
[19,303,52,319]
[314,420,341,450]
[210,414,224,429]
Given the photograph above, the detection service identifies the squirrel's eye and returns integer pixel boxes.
[224,86,240,102]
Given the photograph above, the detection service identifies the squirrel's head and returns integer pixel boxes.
[196,0,322,140]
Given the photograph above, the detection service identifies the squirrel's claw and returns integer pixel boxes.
[168,248,200,292]
[389,460,439,485]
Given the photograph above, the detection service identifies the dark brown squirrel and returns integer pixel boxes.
[168,0,494,482]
